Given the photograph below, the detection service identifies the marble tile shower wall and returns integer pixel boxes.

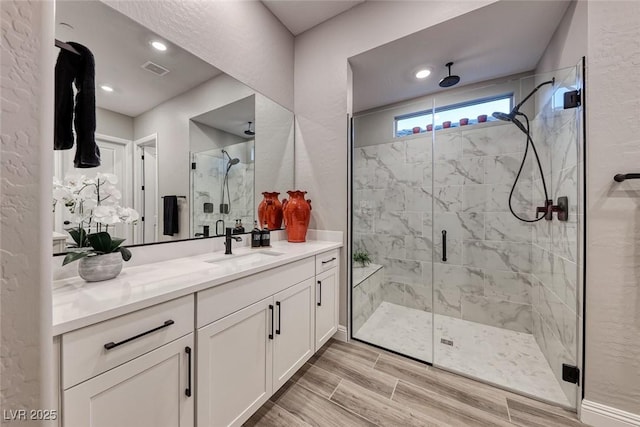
[353,123,537,334]
[353,134,434,313]
[432,123,536,334]
[531,90,580,406]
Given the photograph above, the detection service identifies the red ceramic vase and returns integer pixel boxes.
[282,190,312,243]
[257,192,283,230]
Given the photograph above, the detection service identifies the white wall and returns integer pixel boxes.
[294,0,497,326]
[584,0,640,417]
[103,0,294,111]
[134,74,255,240]
[96,107,134,141]
[536,0,587,75]
[189,121,246,155]
[1,0,55,420]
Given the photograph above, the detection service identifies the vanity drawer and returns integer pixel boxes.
[197,257,315,328]
[62,295,194,390]
[316,249,339,274]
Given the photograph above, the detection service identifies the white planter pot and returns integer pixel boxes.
[78,252,123,282]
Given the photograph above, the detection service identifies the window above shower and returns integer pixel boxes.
[394,94,513,137]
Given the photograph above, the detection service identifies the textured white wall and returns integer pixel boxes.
[585,0,640,415]
[294,0,497,325]
[1,0,55,424]
[103,0,294,111]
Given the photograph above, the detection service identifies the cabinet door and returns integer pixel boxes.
[197,297,273,427]
[63,334,194,427]
[272,278,315,391]
[315,267,338,350]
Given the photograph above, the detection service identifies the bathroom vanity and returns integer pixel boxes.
[52,239,341,427]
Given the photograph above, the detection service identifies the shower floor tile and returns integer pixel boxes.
[354,302,571,407]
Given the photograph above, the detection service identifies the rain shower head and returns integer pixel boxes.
[439,62,460,88]
[244,121,255,136]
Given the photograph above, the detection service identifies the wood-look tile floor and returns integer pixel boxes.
[244,339,588,427]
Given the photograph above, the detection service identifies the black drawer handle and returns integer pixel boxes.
[269,305,274,340]
[321,257,336,265]
[104,319,174,350]
[442,230,447,262]
[317,280,322,306]
[185,346,192,397]
[275,301,281,335]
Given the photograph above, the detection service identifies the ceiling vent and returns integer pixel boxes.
[141,61,169,76]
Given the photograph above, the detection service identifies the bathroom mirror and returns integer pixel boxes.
[52,0,294,251]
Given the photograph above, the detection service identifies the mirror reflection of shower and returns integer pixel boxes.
[220,149,240,214]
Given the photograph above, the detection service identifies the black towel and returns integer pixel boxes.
[163,196,179,236]
[54,41,101,168]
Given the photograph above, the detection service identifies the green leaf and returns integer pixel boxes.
[87,232,112,252]
[67,228,88,247]
[62,250,92,265]
[118,247,132,262]
[110,238,126,251]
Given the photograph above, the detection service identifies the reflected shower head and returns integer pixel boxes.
[244,121,255,136]
[439,62,460,88]
[228,158,240,166]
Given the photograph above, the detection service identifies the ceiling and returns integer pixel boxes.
[349,0,571,113]
[191,95,256,139]
[56,1,222,117]
[262,0,364,35]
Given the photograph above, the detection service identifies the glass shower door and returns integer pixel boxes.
[351,100,435,363]
[431,65,583,408]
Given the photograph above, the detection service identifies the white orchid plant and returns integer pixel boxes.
[53,173,139,266]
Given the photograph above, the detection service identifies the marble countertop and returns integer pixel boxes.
[52,240,342,336]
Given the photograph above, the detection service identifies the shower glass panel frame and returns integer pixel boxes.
[350,61,584,410]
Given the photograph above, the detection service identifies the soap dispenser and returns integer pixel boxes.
[237,219,245,234]
[261,223,271,247]
[251,221,262,248]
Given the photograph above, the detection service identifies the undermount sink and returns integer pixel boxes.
[204,250,284,268]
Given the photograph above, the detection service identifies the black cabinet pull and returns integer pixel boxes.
[103,319,174,350]
[185,346,192,397]
[442,230,447,262]
[268,304,274,340]
[321,257,336,265]
[614,173,640,182]
[275,301,281,335]
[317,280,322,307]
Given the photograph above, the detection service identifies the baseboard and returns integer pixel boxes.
[332,325,348,342]
[581,400,640,426]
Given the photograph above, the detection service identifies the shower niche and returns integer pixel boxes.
[190,95,256,237]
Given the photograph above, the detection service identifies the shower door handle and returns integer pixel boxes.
[442,230,447,262]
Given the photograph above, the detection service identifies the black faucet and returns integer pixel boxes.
[225,227,242,255]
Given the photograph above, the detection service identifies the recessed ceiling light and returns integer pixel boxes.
[100,85,114,92]
[151,41,167,51]
[415,69,431,79]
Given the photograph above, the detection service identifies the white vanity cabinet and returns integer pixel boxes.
[60,295,195,427]
[54,244,342,427]
[196,258,316,427]
[315,249,340,350]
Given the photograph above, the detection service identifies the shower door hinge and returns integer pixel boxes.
[563,90,581,109]
[562,364,580,384]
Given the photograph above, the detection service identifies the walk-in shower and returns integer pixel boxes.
[351,63,584,408]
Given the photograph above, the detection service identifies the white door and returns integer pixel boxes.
[315,268,339,350]
[272,278,315,391]
[63,334,194,427]
[197,297,273,427]
[55,135,133,242]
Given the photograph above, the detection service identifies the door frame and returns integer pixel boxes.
[133,133,159,244]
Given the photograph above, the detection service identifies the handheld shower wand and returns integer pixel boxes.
[492,79,560,223]
[220,150,240,214]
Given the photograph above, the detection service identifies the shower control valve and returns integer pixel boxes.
[536,197,568,221]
